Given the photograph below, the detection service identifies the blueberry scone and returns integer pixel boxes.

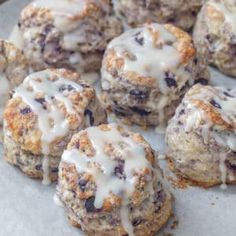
[101,23,209,127]
[0,40,28,136]
[166,84,236,188]
[57,123,172,236]
[193,0,236,77]
[18,0,123,73]
[3,68,107,184]
[112,0,205,31]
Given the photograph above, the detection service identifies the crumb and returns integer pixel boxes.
[167,176,189,189]
[171,219,179,230]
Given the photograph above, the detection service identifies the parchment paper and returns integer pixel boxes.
[0,1,236,235]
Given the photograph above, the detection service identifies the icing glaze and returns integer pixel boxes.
[13,70,83,184]
[209,0,236,33]
[182,85,236,187]
[185,86,236,151]
[32,0,86,32]
[62,124,152,235]
[107,23,187,94]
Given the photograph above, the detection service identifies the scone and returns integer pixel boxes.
[3,68,107,184]
[57,123,172,236]
[166,84,236,188]
[193,0,236,77]
[112,0,205,31]
[18,0,123,73]
[101,23,209,128]
[0,40,28,134]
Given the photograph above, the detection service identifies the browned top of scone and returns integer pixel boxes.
[20,0,110,28]
[0,40,28,87]
[4,68,96,155]
[185,84,236,131]
[102,23,195,87]
[203,0,236,35]
[60,123,156,211]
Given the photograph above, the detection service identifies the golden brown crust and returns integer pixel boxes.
[186,84,236,131]
[0,40,28,87]
[103,23,196,87]
[4,69,95,154]
[61,124,156,212]
[168,159,236,188]
[21,0,110,25]
[69,193,172,236]
[164,24,196,64]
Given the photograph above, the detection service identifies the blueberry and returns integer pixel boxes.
[75,142,80,149]
[165,76,177,88]
[114,105,126,117]
[195,78,208,85]
[78,178,87,192]
[20,107,32,115]
[35,98,47,109]
[224,91,234,97]
[129,89,148,100]
[130,107,151,116]
[179,109,185,116]
[132,217,143,226]
[114,160,126,179]
[59,84,75,92]
[84,109,94,126]
[153,190,166,213]
[225,159,236,172]
[35,164,42,171]
[134,32,144,46]
[51,167,58,173]
[84,196,101,213]
[210,99,221,109]
[193,58,198,64]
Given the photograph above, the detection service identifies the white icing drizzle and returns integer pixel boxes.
[184,86,236,151]
[219,152,227,189]
[108,23,184,94]
[62,124,152,236]
[13,70,83,184]
[8,25,24,50]
[183,86,236,188]
[32,0,86,32]
[0,73,10,125]
[53,194,64,207]
[209,0,236,33]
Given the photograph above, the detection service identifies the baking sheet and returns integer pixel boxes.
[0,1,236,235]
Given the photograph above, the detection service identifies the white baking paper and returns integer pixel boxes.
[0,1,236,236]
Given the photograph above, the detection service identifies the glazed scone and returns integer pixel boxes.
[166,84,236,188]
[112,0,205,31]
[101,23,209,128]
[3,68,107,184]
[57,123,172,236]
[193,0,236,77]
[18,0,123,73]
[0,40,28,134]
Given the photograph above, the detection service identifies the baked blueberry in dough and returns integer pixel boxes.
[166,84,236,188]
[3,68,107,184]
[112,0,205,31]
[0,40,28,135]
[101,23,209,127]
[57,123,172,236]
[193,0,236,77]
[18,0,123,73]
